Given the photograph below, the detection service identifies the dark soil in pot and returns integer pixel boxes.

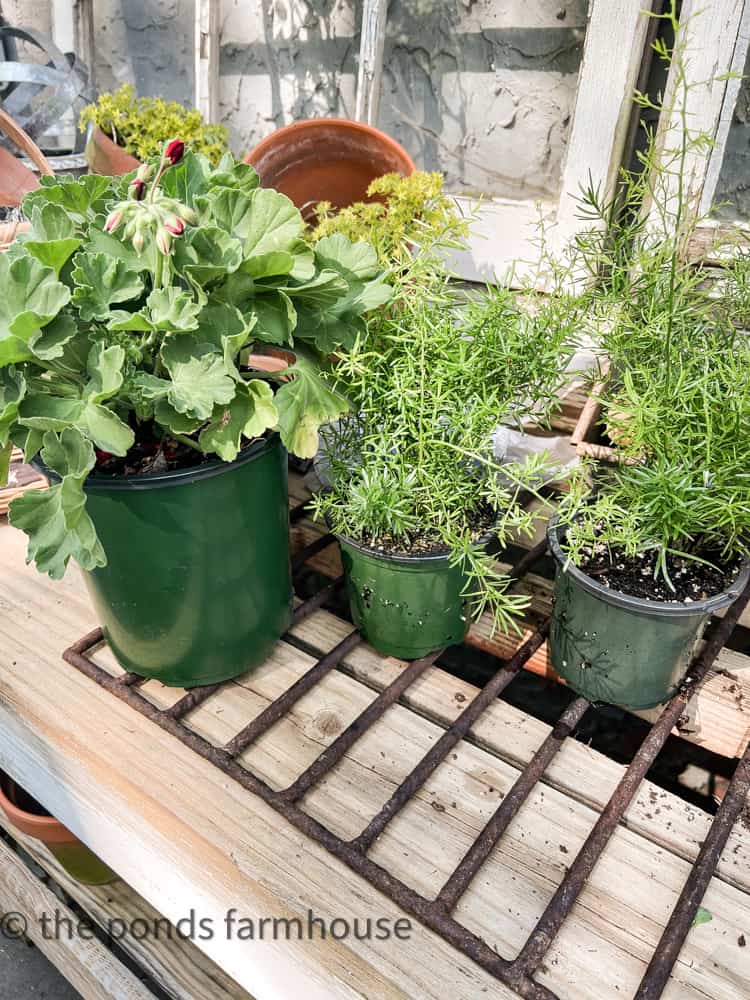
[548,519,749,710]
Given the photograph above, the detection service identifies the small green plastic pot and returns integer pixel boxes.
[335,533,486,660]
[42,435,292,688]
[0,773,116,886]
[548,519,750,710]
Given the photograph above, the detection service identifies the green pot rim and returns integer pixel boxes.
[548,516,750,618]
[33,432,281,492]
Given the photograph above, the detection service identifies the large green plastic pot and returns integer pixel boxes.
[336,533,485,660]
[548,520,750,710]
[45,435,292,688]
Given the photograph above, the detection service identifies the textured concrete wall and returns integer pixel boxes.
[6,0,589,201]
[220,1,588,199]
[714,45,750,221]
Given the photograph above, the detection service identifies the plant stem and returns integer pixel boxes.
[171,432,202,453]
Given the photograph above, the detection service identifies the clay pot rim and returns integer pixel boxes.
[244,117,417,173]
[89,126,141,171]
[0,774,78,845]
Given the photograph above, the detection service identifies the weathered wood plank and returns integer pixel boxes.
[354,0,387,126]
[0,811,251,1000]
[0,522,511,1000]
[0,835,154,1000]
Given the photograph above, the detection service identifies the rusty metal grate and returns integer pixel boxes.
[62,510,750,1000]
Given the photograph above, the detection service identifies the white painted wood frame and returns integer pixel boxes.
[355,0,387,126]
[647,0,750,257]
[461,1,659,283]
[195,0,220,123]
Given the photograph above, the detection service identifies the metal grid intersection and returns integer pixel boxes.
[62,513,750,1000]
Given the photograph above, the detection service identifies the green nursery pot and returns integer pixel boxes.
[0,773,116,886]
[336,534,483,660]
[547,520,750,710]
[43,435,292,688]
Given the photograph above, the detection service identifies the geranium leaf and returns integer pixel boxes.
[289,240,316,282]
[25,239,82,277]
[274,354,350,458]
[146,287,202,331]
[9,428,104,579]
[0,254,71,342]
[154,397,203,434]
[0,441,11,487]
[208,156,260,195]
[241,250,295,280]
[72,252,145,322]
[85,343,126,403]
[161,335,236,420]
[11,426,44,463]
[0,366,25,445]
[199,380,277,460]
[28,314,78,361]
[22,174,113,222]
[314,234,381,280]
[18,394,85,430]
[244,188,304,259]
[107,310,156,332]
[251,291,297,345]
[194,303,255,376]
[81,403,134,455]
[159,151,211,207]
[285,270,349,307]
[196,188,253,240]
[173,226,243,285]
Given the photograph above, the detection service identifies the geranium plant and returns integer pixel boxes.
[0,142,391,579]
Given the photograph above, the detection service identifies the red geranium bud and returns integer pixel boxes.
[129,178,147,201]
[104,210,121,233]
[164,139,185,165]
[95,448,112,464]
[163,213,185,236]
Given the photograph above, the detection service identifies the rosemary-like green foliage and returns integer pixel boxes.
[311,171,468,265]
[559,2,750,586]
[80,84,228,164]
[312,248,578,633]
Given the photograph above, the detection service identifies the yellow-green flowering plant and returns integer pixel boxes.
[80,84,228,164]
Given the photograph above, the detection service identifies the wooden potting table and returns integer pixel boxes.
[0,389,749,1000]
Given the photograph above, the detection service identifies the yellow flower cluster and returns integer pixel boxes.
[80,84,228,165]
[311,171,468,264]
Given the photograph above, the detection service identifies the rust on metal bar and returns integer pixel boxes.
[508,578,750,987]
[291,575,344,626]
[435,695,590,913]
[223,630,362,758]
[166,684,223,720]
[63,629,555,1000]
[60,525,750,1000]
[289,500,311,524]
[635,741,750,1000]
[507,537,549,581]
[291,532,334,572]
[279,650,443,803]
[351,623,550,853]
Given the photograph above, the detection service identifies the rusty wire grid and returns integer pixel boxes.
[62,507,750,1000]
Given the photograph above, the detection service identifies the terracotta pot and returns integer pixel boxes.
[85,126,140,176]
[245,118,415,221]
[0,772,116,885]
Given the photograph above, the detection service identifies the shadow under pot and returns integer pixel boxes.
[547,519,750,710]
[35,434,292,688]
[335,533,491,661]
[0,772,116,885]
